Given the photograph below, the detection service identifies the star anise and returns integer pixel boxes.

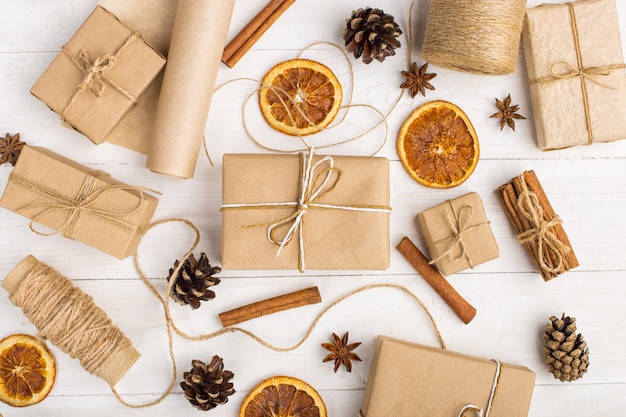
[0,133,25,166]
[321,332,362,373]
[490,94,526,131]
[400,62,437,98]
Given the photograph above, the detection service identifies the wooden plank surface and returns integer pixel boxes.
[1,0,625,415]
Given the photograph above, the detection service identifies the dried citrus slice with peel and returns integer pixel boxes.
[260,59,342,136]
[239,375,327,417]
[398,100,480,188]
[0,334,56,407]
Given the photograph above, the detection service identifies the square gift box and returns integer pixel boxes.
[417,192,499,276]
[361,336,536,417]
[523,0,626,150]
[221,152,390,271]
[0,146,159,259]
[30,6,166,144]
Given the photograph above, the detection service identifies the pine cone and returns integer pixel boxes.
[543,313,590,382]
[180,356,235,411]
[342,7,402,64]
[168,253,221,309]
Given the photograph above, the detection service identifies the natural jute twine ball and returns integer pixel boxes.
[422,0,527,75]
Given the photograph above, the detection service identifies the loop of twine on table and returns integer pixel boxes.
[10,171,158,239]
[61,32,140,124]
[515,173,570,274]
[422,0,526,75]
[527,2,626,145]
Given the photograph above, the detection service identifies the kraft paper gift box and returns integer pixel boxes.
[30,6,166,144]
[221,152,390,271]
[0,146,159,259]
[361,336,536,417]
[523,0,626,150]
[417,192,499,276]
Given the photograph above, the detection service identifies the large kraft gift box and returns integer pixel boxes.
[417,192,499,276]
[31,6,166,145]
[222,153,390,270]
[361,336,536,417]
[523,0,626,150]
[0,146,159,259]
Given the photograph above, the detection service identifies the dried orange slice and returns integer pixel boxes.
[259,59,342,136]
[0,334,56,407]
[239,375,327,417]
[398,100,479,188]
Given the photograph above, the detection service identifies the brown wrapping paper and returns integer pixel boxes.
[0,146,159,259]
[146,0,236,178]
[523,0,626,150]
[361,336,536,417]
[417,192,499,276]
[2,255,140,387]
[30,6,166,145]
[222,153,390,270]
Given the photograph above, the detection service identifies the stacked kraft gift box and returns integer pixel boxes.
[0,0,624,415]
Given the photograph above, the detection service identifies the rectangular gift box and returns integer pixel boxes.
[30,6,166,144]
[417,192,499,276]
[0,146,159,259]
[222,152,390,271]
[523,0,626,150]
[361,336,536,417]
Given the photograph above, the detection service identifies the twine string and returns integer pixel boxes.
[515,173,570,274]
[9,171,158,238]
[428,202,489,268]
[221,148,391,272]
[10,262,132,379]
[61,33,140,124]
[528,3,626,144]
[456,360,502,417]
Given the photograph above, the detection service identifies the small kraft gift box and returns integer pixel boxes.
[417,192,499,276]
[523,0,626,150]
[361,336,536,417]
[30,6,166,144]
[221,150,391,272]
[0,146,159,259]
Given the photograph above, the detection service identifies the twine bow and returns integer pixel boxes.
[428,202,489,269]
[515,173,570,274]
[221,148,391,272]
[61,32,140,124]
[10,171,157,239]
[528,3,626,145]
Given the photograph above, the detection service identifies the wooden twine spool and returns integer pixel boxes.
[1,255,140,387]
[422,0,527,75]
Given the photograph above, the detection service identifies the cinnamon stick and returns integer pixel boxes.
[219,286,321,327]
[397,237,476,324]
[497,170,578,281]
[222,0,296,68]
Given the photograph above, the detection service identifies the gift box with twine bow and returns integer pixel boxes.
[221,150,391,271]
[360,336,536,417]
[0,146,159,259]
[30,6,166,144]
[523,0,626,150]
[417,192,499,276]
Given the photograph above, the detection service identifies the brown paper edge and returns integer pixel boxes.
[2,255,140,387]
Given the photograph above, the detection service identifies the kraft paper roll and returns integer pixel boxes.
[146,0,235,178]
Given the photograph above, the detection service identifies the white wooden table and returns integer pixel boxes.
[1,1,625,416]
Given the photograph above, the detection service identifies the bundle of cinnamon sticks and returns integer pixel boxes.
[497,170,578,281]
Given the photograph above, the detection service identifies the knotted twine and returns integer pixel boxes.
[221,148,392,272]
[61,32,140,125]
[427,201,490,269]
[422,0,526,75]
[528,2,626,145]
[514,173,571,275]
[9,171,156,239]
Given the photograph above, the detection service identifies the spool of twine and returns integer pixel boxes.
[422,0,527,75]
[1,255,140,387]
